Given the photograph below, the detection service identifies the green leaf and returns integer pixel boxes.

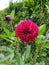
[35,61,45,65]
[4,28,10,36]
[36,35,49,48]
[20,58,24,65]
[35,35,45,44]
[3,28,14,37]
[0,34,8,38]
[38,24,46,35]
[0,46,14,62]
[22,45,31,61]
[16,53,24,65]
[35,63,39,65]
[43,42,49,49]
[4,28,15,37]
[0,64,7,65]
[46,33,49,39]
[0,34,13,43]
[25,63,31,65]
[10,10,15,19]
[45,5,49,13]
[39,61,45,65]
[15,62,19,65]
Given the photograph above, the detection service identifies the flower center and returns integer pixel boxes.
[23,29,30,34]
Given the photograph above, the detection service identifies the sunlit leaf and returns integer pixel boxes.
[10,10,15,19]
[43,42,49,49]
[38,24,46,35]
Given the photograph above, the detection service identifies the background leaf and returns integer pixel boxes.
[35,61,45,65]
[38,24,46,35]
[10,10,15,19]
[22,45,31,61]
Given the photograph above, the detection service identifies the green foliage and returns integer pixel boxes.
[22,45,31,61]
[36,24,49,49]
[10,10,15,19]
[0,46,14,63]
[35,61,45,65]
[38,24,46,35]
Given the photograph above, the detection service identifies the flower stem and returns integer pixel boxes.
[10,21,14,31]
[32,44,42,65]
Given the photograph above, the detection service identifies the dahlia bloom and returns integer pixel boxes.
[5,15,11,22]
[15,20,38,44]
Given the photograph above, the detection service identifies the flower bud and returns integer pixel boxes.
[5,15,11,22]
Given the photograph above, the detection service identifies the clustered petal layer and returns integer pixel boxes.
[15,20,38,44]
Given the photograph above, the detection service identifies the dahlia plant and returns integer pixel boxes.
[0,19,49,65]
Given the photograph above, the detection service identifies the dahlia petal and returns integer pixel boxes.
[15,20,39,44]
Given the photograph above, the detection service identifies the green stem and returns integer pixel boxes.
[32,44,42,65]
[10,21,14,31]
[32,48,38,65]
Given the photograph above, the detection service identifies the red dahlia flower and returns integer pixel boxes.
[5,15,11,22]
[15,20,38,44]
